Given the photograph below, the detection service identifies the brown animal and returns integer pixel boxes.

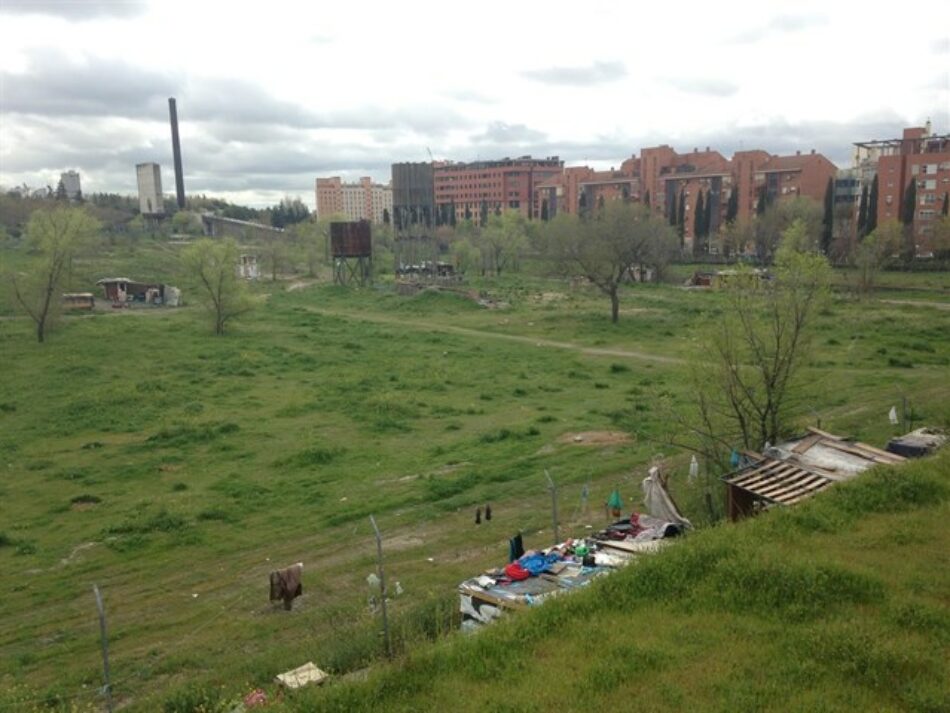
[269,562,303,610]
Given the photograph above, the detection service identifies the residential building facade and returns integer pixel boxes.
[433,156,563,225]
[315,176,392,224]
[867,125,950,254]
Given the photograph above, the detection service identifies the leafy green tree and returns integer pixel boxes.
[54,179,67,201]
[866,174,879,235]
[643,190,650,209]
[941,192,948,216]
[268,197,310,228]
[753,197,822,265]
[8,206,100,342]
[478,210,528,275]
[756,187,768,216]
[540,199,549,222]
[542,202,675,323]
[854,221,901,296]
[704,191,714,239]
[668,190,676,226]
[181,238,253,335]
[821,178,834,255]
[171,210,202,235]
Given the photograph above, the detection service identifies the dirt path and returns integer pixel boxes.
[305,306,685,365]
[879,299,950,311]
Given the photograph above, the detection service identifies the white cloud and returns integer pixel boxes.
[1,0,948,208]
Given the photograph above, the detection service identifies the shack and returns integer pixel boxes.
[96,278,180,307]
[723,427,906,521]
[237,254,260,280]
[61,293,95,311]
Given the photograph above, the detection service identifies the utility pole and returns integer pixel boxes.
[368,515,391,659]
[544,469,560,545]
[92,585,113,713]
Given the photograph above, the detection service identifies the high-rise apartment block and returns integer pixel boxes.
[315,176,392,224]
[135,163,165,216]
[60,170,81,200]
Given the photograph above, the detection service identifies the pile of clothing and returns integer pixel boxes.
[596,512,685,543]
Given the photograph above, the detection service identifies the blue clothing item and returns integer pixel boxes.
[730,449,741,468]
[518,552,561,576]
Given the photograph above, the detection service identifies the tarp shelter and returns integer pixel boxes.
[723,427,905,521]
[96,278,180,306]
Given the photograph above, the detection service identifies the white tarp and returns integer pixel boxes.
[275,662,327,689]
[642,467,692,528]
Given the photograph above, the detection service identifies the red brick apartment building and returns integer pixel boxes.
[534,145,836,247]
[432,156,563,224]
[858,126,950,254]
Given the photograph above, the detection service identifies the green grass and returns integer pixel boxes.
[271,452,950,713]
[0,263,948,711]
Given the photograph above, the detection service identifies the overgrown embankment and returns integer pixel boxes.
[279,451,950,713]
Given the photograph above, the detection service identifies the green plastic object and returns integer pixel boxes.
[607,490,623,510]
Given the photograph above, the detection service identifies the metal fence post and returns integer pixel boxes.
[368,515,391,659]
[92,585,113,713]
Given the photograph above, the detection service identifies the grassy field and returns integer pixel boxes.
[1,251,949,711]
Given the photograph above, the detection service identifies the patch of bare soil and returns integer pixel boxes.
[557,431,632,446]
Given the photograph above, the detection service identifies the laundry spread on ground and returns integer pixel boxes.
[460,472,692,629]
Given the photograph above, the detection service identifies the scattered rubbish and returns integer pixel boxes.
[275,661,327,690]
[192,593,198,599]
[461,475,688,629]
[688,455,699,483]
[888,406,899,426]
[426,557,435,563]
[243,688,267,707]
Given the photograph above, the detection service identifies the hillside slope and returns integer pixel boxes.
[284,451,950,713]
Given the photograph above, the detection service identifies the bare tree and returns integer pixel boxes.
[8,206,100,342]
[543,202,676,323]
[854,221,901,296]
[181,238,253,335]
[662,239,831,470]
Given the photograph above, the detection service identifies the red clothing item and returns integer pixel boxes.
[504,562,530,581]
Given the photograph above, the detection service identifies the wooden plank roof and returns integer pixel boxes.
[724,457,834,505]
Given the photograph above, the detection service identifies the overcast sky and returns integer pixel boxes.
[1,0,947,208]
